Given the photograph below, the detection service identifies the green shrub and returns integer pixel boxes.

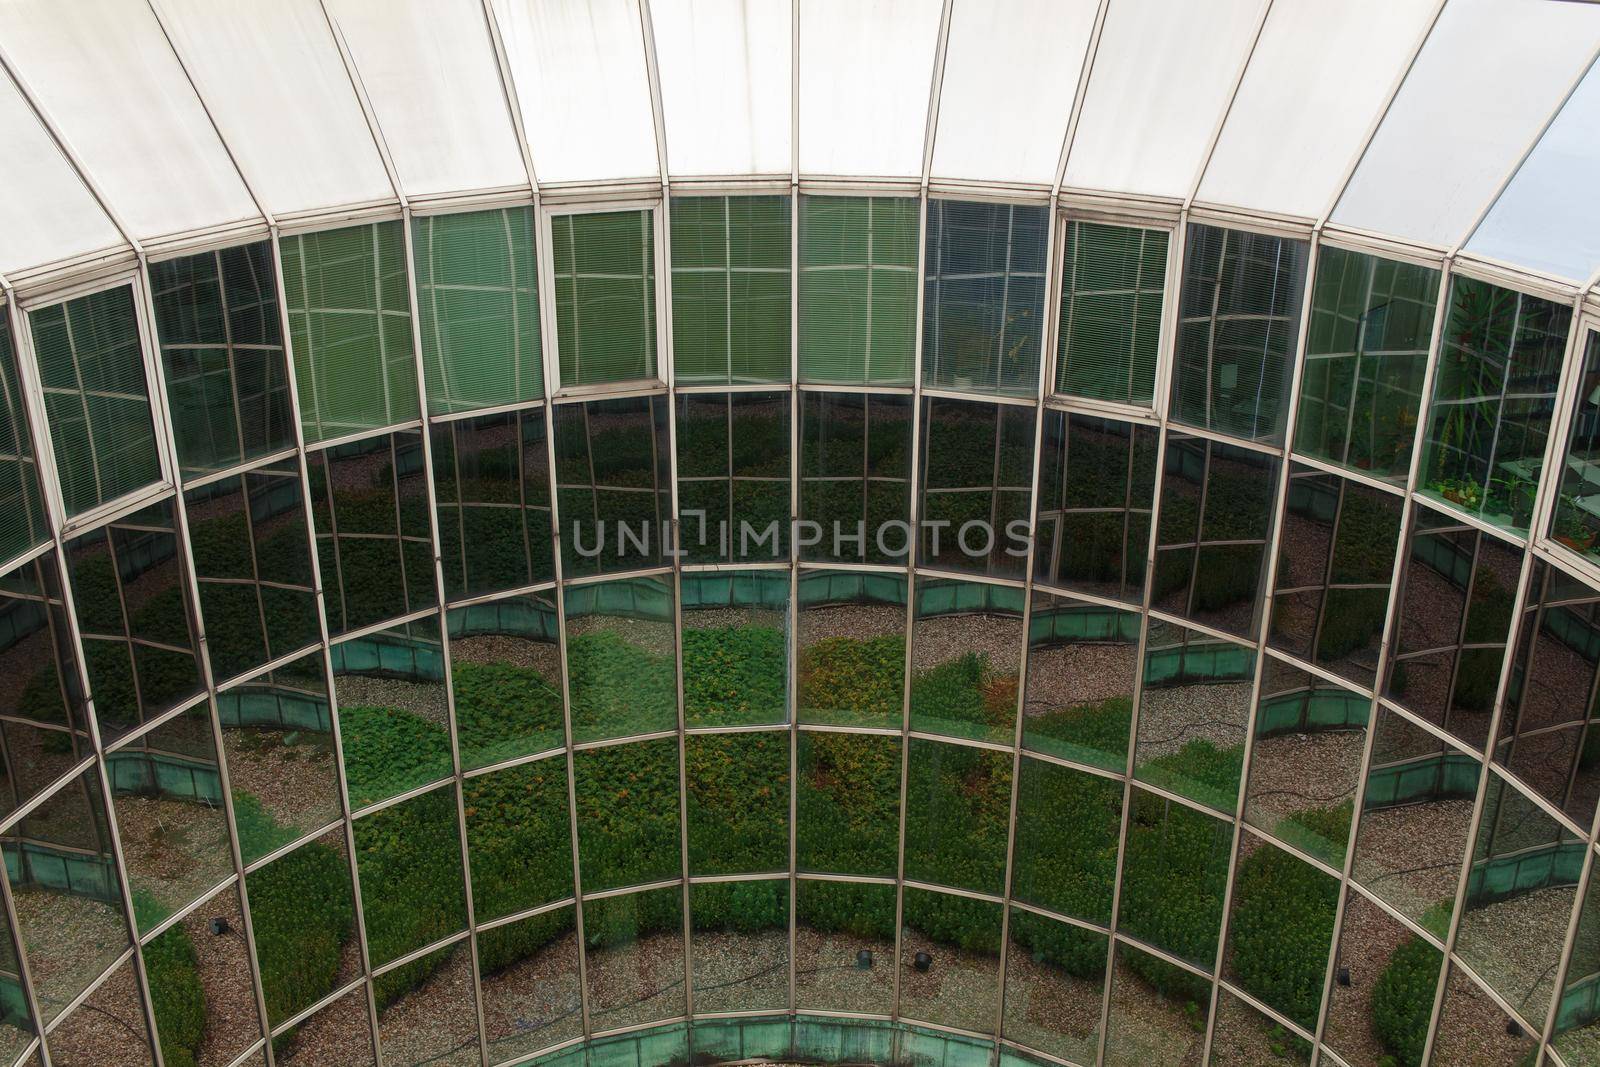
[1137,738,1244,813]
[691,880,788,933]
[1024,695,1132,772]
[1317,587,1389,664]
[1008,908,1106,982]
[1118,792,1229,989]
[1372,935,1442,1067]
[902,889,1001,955]
[143,916,205,1067]
[583,887,682,950]
[573,738,681,892]
[795,880,896,942]
[464,760,573,922]
[902,739,1010,896]
[686,732,789,875]
[230,788,304,864]
[452,659,563,766]
[1010,758,1120,929]
[1276,800,1353,868]
[1228,842,1338,1030]
[682,624,786,726]
[248,836,354,1025]
[476,907,574,976]
[797,633,905,727]
[795,731,900,877]
[909,652,993,737]
[566,630,676,738]
[337,703,453,808]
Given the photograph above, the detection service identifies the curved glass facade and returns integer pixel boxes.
[1,195,1599,1067]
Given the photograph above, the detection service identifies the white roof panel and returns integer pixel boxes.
[1063,0,1262,199]
[155,0,393,216]
[1332,0,1600,249]
[653,0,791,178]
[326,0,527,197]
[798,0,942,180]
[0,0,258,241]
[930,0,1097,186]
[1197,0,1437,221]
[492,0,660,185]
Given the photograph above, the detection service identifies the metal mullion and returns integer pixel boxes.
[1259,645,1375,701]
[1535,821,1600,1064]
[787,172,800,1018]
[176,446,302,492]
[1283,447,1408,498]
[0,805,54,1066]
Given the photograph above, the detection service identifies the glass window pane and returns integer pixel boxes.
[1551,857,1600,1064]
[1011,757,1119,926]
[796,569,905,729]
[582,886,684,1032]
[151,241,293,478]
[899,887,1002,1034]
[572,737,680,893]
[273,984,375,1067]
[280,222,419,444]
[0,307,49,561]
[1022,591,1137,772]
[903,737,1010,897]
[563,575,676,743]
[1152,433,1279,639]
[1321,888,1440,1067]
[185,461,319,684]
[1222,834,1338,1033]
[1056,221,1168,407]
[1117,787,1231,969]
[552,395,671,578]
[46,958,155,1067]
[671,195,790,385]
[1385,503,1522,750]
[447,591,563,771]
[1102,941,1210,1067]
[552,210,657,388]
[30,284,162,517]
[1172,224,1309,444]
[352,783,467,969]
[1245,660,1368,869]
[795,731,900,878]
[793,879,894,1016]
[1134,621,1254,814]
[922,201,1049,398]
[375,941,479,1067]
[685,731,788,876]
[219,651,341,865]
[1420,275,1571,534]
[0,878,37,1062]
[799,391,912,566]
[1001,909,1105,1064]
[476,903,582,1062]
[1294,247,1439,483]
[798,196,917,386]
[918,397,1036,580]
[690,879,788,1013]
[413,207,542,415]
[1553,330,1600,559]
[244,827,359,1030]
[1269,467,1403,688]
[66,498,203,743]
[676,392,789,565]
[1211,987,1310,1065]
[464,755,572,923]
[308,430,434,638]
[333,615,450,810]
[1035,412,1156,604]
[143,884,260,1067]
[1432,964,1538,1065]
[910,578,1023,745]
[432,407,554,601]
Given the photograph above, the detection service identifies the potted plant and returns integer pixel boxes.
[1431,476,1483,511]
[1555,494,1597,553]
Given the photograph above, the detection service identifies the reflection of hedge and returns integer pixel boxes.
[796,732,900,877]
[1010,759,1119,928]
[686,732,789,875]
[464,759,572,922]
[573,738,681,893]
[692,879,788,934]
[145,918,205,1067]
[909,651,1015,739]
[453,659,562,766]
[1025,694,1132,772]
[1137,738,1244,814]
[338,704,453,808]
[1228,842,1338,1032]
[1372,935,1442,1067]
[1008,908,1106,983]
[248,836,355,1026]
[682,625,786,726]
[1118,792,1229,1002]
[902,740,1010,896]
[798,633,905,726]
[567,630,676,738]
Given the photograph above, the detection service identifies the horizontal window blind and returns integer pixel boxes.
[414,207,542,415]
[1056,221,1168,407]
[0,307,46,561]
[552,209,657,389]
[30,285,162,518]
[671,195,791,385]
[151,241,293,479]
[922,200,1049,398]
[799,195,917,386]
[280,221,419,444]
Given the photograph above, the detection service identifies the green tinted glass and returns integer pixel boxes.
[552,209,656,387]
[1056,221,1168,407]
[671,195,790,384]
[799,195,917,385]
[0,307,47,561]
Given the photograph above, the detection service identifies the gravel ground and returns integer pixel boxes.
[1243,730,1364,836]
[693,928,789,1014]
[449,634,562,676]
[793,925,894,1016]
[1432,965,1538,1065]
[585,930,686,1033]
[0,722,87,820]
[376,943,480,1067]
[910,615,1022,678]
[333,675,448,728]
[45,959,152,1067]
[11,887,128,1022]
[897,928,1000,1036]
[1000,944,1101,1064]
[1133,680,1253,764]
[1023,643,1136,716]
[1322,891,1410,1067]
[181,887,261,1067]
[1557,1018,1600,1066]
[685,606,787,636]
[480,930,583,1064]
[221,726,341,846]
[1209,989,1309,1066]
[0,1017,32,1067]
[1352,798,1475,923]
[113,793,234,922]
[1103,966,1204,1067]
[565,613,677,659]
[275,984,375,1067]
[1455,885,1575,1023]
[797,604,905,646]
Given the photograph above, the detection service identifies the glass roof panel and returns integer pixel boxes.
[798,0,943,179]
[930,0,1097,186]
[156,0,393,215]
[1063,0,1262,199]
[653,0,791,178]
[325,0,526,197]
[0,0,258,240]
[1197,0,1438,220]
[1468,55,1600,283]
[1332,0,1600,249]
[491,0,660,185]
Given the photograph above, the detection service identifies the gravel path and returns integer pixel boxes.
[1023,642,1137,716]
[450,634,561,676]
[1455,885,1575,1024]
[1000,945,1101,1064]
[221,727,341,846]
[1209,989,1309,1065]
[1104,966,1205,1066]
[1322,891,1410,1067]
[44,959,151,1067]
[1133,680,1253,764]
[276,984,375,1067]
[333,676,448,729]
[1352,798,1474,924]
[897,928,1000,1036]
[113,793,234,922]
[1244,730,1364,836]
[693,928,789,1014]
[910,614,1022,677]
[586,930,685,1033]
[1432,965,1538,1065]
[565,613,676,658]
[182,887,261,1067]
[376,943,480,1067]
[1557,1017,1600,1066]
[793,925,894,1016]
[11,887,128,1022]
[480,930,582,1064]
[685,606,787,636]
[798,604,905,646]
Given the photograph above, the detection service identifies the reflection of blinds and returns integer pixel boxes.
[552,210,657,388]
[799,195,917,385]
[671,195,790,384]
[413,207,541,414]
[280,221,419,444]
[1056,221,1167,407]
[0,308,46,561]
[921,200,1049,398]
[30,285,162,518]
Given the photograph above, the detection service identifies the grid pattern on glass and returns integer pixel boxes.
[150,241,293,480]
[1172,223,1309,444]
[552,209,657,388]
[1420,274,1570,533]
[552,394,671,578]
[922,199,1049,398]
[30,284,162,518]
[798,195,917,385]
[799,391,912,566]
[670,195,791,384]
[681,570,788,728]
[1552,329,1600,558]
[1055,220,1168,408]
[0,307,47,564]
[1294,246,1439,483]
[675,391,789,565]
[918,395,1035,580]
[280,221,419,444]
[413,206,542,415]
[909,577,1023,745]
